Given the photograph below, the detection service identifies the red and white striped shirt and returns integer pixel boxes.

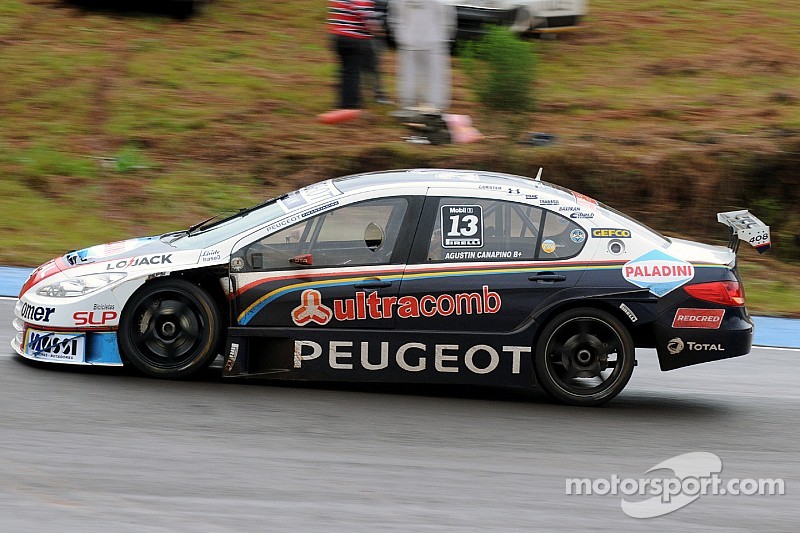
[328,0,375,39]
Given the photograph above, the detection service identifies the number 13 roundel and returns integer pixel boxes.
[442,205,483,248]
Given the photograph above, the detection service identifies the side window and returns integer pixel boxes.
[537,211,587,259]
[426,198,587,262]
[428,198,544,262]
[240,197,408,271]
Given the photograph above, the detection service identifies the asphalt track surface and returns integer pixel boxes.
[0,299,796,531]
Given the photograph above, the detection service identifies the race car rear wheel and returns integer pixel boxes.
[534,308,635,406]
[119,278,221,379]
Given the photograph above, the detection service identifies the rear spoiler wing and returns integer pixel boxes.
[717,210,771,254]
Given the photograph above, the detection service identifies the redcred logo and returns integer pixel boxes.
[672,308,725,329]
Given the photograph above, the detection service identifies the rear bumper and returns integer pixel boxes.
[654,308,753,371]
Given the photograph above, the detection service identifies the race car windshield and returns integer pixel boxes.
[186,210,243,236]
[165,197,286,248]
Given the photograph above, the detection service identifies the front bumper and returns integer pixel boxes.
[12,319,123,366]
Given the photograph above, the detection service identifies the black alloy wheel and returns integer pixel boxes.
[118,278,221,378]
[534,307,635,406]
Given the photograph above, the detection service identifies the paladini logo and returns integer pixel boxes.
[622,249,695,297]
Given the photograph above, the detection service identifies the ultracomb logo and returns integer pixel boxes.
[292,289,333,326]
[291,286,502,326]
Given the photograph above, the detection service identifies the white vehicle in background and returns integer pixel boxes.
[375,1,587,43]
[456,0,587,38]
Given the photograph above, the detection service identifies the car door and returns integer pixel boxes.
[397,194,587,334]
[230,195,420,330]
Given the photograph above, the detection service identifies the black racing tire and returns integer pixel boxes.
[534,307,635,406]
[118,278,222,379]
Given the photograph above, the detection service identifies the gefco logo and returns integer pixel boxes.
[592,228,631,238]
[291,286,502,326]
[106,254,172,270]
[623,250,695,297]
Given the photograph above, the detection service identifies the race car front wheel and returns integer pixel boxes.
[119,278,221,379]
[534,308,635,406]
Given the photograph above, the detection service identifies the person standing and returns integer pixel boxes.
[389,0,457,112]
[328,0,377,110]
[361,7,391,104]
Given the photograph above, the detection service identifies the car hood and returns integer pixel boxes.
[18,236,215,298]
[65,236,165,265]
[63,234,219,274]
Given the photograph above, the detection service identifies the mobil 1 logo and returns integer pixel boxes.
[442,205,483,248]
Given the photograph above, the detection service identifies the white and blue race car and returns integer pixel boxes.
[12,169,770,405]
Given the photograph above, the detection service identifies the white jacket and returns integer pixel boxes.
[389,0,457,50]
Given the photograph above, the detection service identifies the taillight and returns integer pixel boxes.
[683,281,745,307]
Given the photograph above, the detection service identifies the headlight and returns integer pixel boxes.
[36,273,127,298]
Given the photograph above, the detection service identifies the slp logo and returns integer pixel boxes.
[73,311,118,326]
[623,250,695,297]
[292,289,333,326]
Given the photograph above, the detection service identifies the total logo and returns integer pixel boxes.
[667,337,724,354]
[291,286,502,326]
[623,250,695,297]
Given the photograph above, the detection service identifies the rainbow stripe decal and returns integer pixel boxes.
[236,260,724,325]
